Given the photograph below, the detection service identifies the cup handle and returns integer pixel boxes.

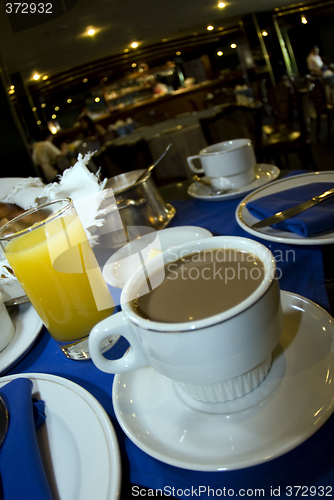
[88,312,148,374]
[187,155,204,173]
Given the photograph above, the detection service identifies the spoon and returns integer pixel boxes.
[5,295,30,308]
[0,396,9,448]
[192,175,228,196]
[135,143,172,184]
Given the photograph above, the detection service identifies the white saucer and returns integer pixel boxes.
[0,303,43,374]
[236,171,334,245]
[187,164,280,201]
[112,291,334,471]
[103,226,212,288]
[0,373,121,500]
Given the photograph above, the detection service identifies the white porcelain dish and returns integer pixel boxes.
[112,291,334,471]
[0,373,121,500]
[103,226,212,288]
[0,303,43,374]
[236,171,334,245]
[187,164,280,201]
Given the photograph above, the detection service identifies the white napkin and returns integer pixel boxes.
[0,177,45,209]
[0,154,112,298]
[1,153,109,244]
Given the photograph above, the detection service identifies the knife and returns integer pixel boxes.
[251,186,334,229]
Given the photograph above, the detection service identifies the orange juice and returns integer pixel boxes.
[4,211,115,343]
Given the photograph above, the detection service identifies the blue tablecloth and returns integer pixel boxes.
[5,191,333,499]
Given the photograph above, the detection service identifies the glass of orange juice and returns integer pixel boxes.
[0,198,119,360]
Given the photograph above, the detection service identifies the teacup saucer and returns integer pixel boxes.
[103,226,212,288]
[187,164,280,201]
[112,291,334,471]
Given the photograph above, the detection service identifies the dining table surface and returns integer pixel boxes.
[2,168,334,499]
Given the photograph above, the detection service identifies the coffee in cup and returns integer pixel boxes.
[187,138,256,190]
[132,248,265,323]
[89,236,283,409]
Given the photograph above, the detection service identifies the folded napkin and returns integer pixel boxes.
[0,378,54,500]
[1,153,108,246]
[247,182,334,236]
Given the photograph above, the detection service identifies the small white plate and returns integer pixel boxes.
[0,373,121,500]
[187,164,280,201]
[0,303,43,375]
[103,226,213,288]
[112,291,334,471]
[236,171,334,245]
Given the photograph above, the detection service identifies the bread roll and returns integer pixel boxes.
[0,202,24,221]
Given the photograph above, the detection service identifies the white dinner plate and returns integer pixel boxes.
[103,226,212,288]
[187,164,280,201]
[0,303,43,374]
[0,373,121,500]
[112,291,334,471]
[236,171,334,245]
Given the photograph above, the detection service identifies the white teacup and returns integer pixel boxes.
[0,291,14,352]
[89,236,283,409]
[187,138,256,190]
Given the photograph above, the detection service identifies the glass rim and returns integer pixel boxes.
[0,197,73,242]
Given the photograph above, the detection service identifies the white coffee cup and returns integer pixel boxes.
[89,236,283,407]
[187,138,256,190]
[0,291,15,352]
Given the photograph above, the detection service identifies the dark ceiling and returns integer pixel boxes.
[0,0,298,86]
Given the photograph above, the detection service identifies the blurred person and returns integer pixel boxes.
[151,78,169,96]
[79,115,106,142]
[306,45,334,87]
[31,129,71,183]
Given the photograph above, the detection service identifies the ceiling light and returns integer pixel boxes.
[301,15,308,24]
[131,41,139,49]
[218,2,225,8]
[37,120,41,125]
[124,48,129,53]
[67,98,72,103]
[41,103,46,108]
[207,25,214,31]
[131,63,137,68]
[42,75,48,80]
[87,28,96,36]
[33,73,40,81]
[262,31,268,36]
[32,107,37,112]
[10,85,14,89]
[231,43,237,49]
[95,97,100,102]
[51,114,57,119]
[54,106,59,111]
[8,89,15,94]
[83,78,88,83]
[217,51,223,56]
[176,51,181,56]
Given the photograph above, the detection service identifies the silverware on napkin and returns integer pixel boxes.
[251,186,334,229]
